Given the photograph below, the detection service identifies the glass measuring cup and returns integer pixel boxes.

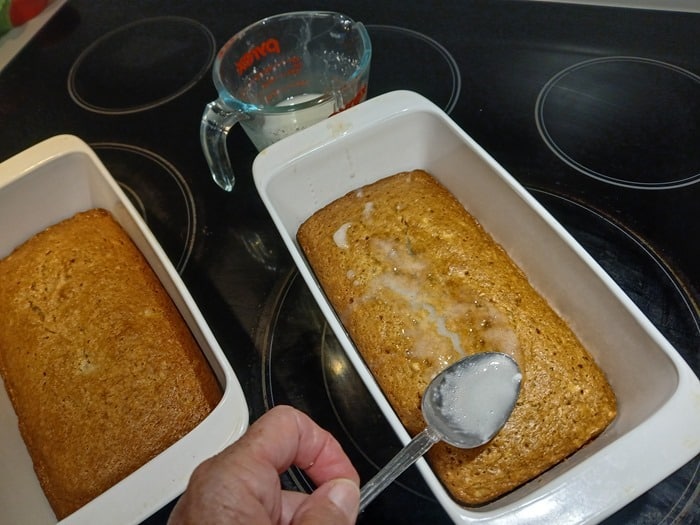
[200,11,371,191]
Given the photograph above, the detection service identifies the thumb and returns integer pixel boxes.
[292,478,360,525]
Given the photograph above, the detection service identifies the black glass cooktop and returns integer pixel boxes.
[0,1,697,524]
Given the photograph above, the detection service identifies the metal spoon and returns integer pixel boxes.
[359,352,522,511]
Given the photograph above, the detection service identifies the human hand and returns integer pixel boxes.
[168,405,360,525]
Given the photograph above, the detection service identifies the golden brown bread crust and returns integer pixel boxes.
[0,209,221,519]
[297,170,616,505]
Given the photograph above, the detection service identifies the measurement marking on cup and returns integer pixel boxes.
[236,38,281,74]
[336,84,367,114]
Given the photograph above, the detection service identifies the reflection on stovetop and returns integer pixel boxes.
[0,1,697,524]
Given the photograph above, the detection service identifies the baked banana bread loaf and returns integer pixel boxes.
[297,170,617,505]
[0,208,222,519]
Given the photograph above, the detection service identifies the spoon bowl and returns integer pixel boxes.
[359,352,522,511]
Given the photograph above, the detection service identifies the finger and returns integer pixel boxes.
[168,455,276,525]
[279,489,306,524]
[170,406,359,525]
[295,420,360,487]
[291,478,360,525]
[220,405,359,485]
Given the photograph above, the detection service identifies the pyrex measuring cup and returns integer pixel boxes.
[200,11,371,191]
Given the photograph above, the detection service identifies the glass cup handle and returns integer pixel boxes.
[200,99,243,192]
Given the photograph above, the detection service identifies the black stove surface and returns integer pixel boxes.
[0,1,697,524]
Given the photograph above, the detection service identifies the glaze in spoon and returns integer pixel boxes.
[359,352,522,511]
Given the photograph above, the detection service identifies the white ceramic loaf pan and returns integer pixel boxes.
[0,135,249,525]
[252,90,700,524]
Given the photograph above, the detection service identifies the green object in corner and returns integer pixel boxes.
[1,1,13,36]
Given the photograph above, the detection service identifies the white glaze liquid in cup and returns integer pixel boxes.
[249,93,336,148]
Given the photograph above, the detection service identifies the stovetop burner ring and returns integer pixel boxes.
[91,142,196,273]
[365,24,461,114]
[67,16,216,115]
[535,56,700,190]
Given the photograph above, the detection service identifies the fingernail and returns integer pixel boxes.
[328,478,360,520]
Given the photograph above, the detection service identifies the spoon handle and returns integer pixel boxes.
[359,426,441,512]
